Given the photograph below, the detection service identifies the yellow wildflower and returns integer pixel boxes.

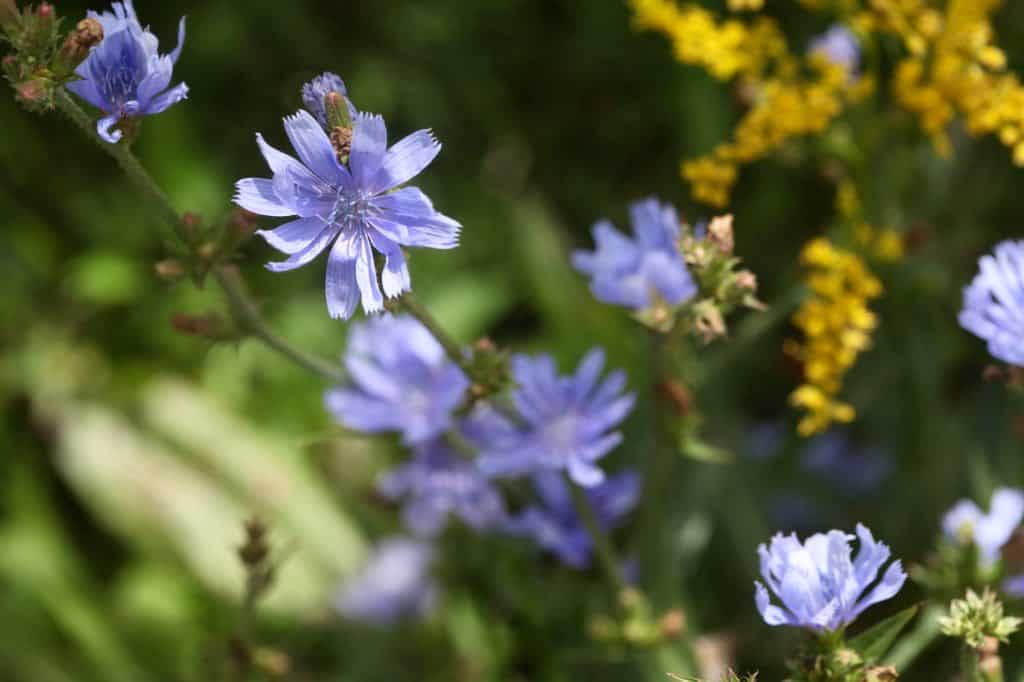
[788,238,882,436]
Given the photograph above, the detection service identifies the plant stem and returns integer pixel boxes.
[568,477,626,595]
[397,291,473,375]
[54,89,346,383]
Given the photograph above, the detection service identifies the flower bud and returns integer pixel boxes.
[657,380,692,417]
[658,609,686,639]
[708,214,734,254]
[14,78,48,109]
[54,17,103,75]
[864,665,898,682]
[330,125,353,163]
[324,90,351,129]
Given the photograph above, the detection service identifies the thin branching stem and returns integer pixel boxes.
[397,291,473,376]
[54,89,346,383]
[568,476,627,595]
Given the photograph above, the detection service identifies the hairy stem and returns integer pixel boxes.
[54,89,346,383]
[397,291,473,375]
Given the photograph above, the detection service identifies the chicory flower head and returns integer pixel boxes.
[809,25,860,74]
[334,537,436,626]
[324,314,469,445]
[572,198,697,310]
[959,240,1024,366]
[463,348,635,487]
[378,440,506,537]
[506,470,641,569]
[943,488,1024,566]
[755,524,907,632]
[67,0,188,143]
[234,104,460,319]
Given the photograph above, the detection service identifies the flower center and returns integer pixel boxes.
[542,413,579,453]
[326,187,373,231]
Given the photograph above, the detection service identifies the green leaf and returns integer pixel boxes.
[849,605,919,662]
[680,436,734,464]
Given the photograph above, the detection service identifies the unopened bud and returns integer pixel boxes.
[708,214,734,254]
[239,517,270,566]
[171,312,231,339]
[658,609,686,639]
[36,2,53,18]
[55,17,103,74]
[736,270,757,292]
[229,207,258,238]
[693,302,726,344]
[197,241,218,262]
[657,380,692,417]
[154,259,186,280]
[324,91,351,129]
[14,78,48,108]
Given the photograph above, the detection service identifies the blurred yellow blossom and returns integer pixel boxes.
[788,238,882,436]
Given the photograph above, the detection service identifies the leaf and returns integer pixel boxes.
[849,605,919,662]
[680,436,734,464]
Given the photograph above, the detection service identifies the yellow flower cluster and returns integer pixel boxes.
[728,0,765,11]
[869,0,1024,162]
[629,0,786,80]
[630,0,871,207]
[787,238,882,436]
[683,55,860,207]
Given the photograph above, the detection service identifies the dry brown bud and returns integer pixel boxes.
[14,79,48,108]
[864,665,898,682]
[330,125,353,163]
[57,18,104,71]
[658,609,686,639]
[657,380,693,417]
[154,259,186,280]
[708,214,735,254]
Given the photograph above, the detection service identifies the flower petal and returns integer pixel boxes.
[350,112,388,188]
[283,109,346,185]
[325,233,361,320]
[234,178,294,217]
[265,224,338,272]
[374,129,441,191]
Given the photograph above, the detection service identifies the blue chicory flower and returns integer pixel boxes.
[334,537,437,626]
[234,106,460,319]
[572,198,697,310]
[943,488,1024,566]
[755,524,907,632]
[800,431,891,496]
[959,240,1024,366]
[67,0,188,143]
[301,72,355,129]
[324,314,469,445]
[506,470,641,569]
[809,25,860,74]
[463,348,635,487]
[378,439,506,537]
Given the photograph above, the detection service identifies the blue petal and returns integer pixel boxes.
[567,458,605,488]
[354,233,384,314]
[97,114,123,143]
[325,233,360,320]
[283,110,346,186]
[373,129,441,192]
[350,112,388,188]
[234,178,294,217]
[265,225,338,272]
[256,216,324,253]
[169,17,186,64]
[66,78,109,110]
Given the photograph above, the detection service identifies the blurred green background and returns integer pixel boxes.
[4,0,1024,679]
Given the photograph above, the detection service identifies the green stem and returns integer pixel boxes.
[639,328,674,601]
[54,89,346,384]
[397,292,473,375]
[962,643,982,682]
[568,477,626,595]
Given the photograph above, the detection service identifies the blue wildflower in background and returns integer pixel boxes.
[959,240,1024,366]
[943,488,1024,566]
[234,104,460,319]
[506,470,641,569]
[572,198,696,310]
[755,524,906,632]
[809,25,860,74]
[67,0,188,143]
[334,537,437,626]
[378,440,506,537]
[464,348,635,487]
[325,315,469,445]
[800,431,891,496]
[301,72,355,129]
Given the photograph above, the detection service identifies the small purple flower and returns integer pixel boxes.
[959,240,1024,366]
[1003,574,1024,598]
[234,106,460,319]
[801,431,891,496]
[324,314,469,445]
[943,488,1024,566]
[809,25,860,74]
[301,72,355,130]
[334,537,436,626]
[572,198,697,310]
[67,1,188,143]
[463,348,635,487]
[755,524,907,632]
[506,471,641,569]
[378,440,506,537]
